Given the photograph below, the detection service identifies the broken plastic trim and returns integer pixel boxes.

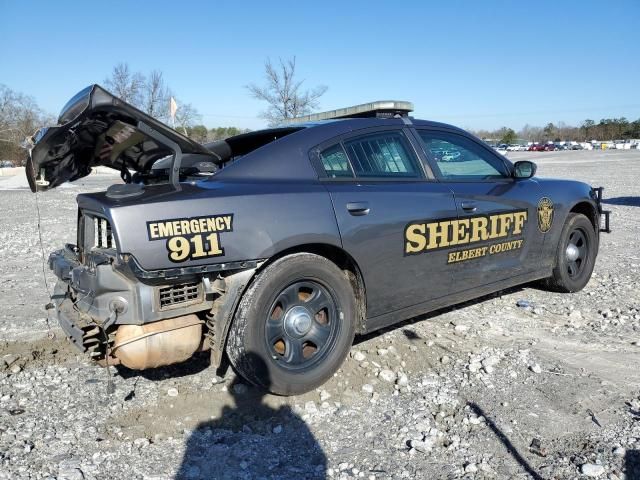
[122,254,262,280]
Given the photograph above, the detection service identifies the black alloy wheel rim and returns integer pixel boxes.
[565,228,588,278]
[265,280,340,371]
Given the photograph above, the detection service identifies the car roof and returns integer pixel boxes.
[287,117,471,137]
[212,117,476,182]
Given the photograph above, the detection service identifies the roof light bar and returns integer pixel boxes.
[283,100,414,124]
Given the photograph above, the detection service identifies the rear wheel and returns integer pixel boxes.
[543,213,597,292]
[227,253,356,395]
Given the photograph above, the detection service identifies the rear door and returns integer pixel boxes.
[413,128,546,292]
[310,126,458,320]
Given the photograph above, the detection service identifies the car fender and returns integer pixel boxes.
[92,180,343,272]
[534,179,599,263]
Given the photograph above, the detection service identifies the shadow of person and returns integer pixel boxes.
[603,196,640,207]
[468,402,543,480]
[626,450,640,480]
[175,352,327,479]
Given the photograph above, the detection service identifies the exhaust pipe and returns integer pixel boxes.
[112,314,203,370]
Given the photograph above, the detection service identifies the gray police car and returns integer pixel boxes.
[27,85,610,395]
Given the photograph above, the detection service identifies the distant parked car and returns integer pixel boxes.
[0,160,15,168]
[571,144,584,150]
[528,144,545,152]
[544,144,556,151]
[507,144,521,151]
[496,144,508,153]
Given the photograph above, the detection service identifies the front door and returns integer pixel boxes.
[413,128,546,292]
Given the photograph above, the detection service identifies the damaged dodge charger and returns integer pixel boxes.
[26,85,611,395]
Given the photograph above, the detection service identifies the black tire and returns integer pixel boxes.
[227,253,356,395]
[543,213,597,292]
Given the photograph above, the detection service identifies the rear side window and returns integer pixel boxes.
[344,132,421,178]
[319,143,353,178]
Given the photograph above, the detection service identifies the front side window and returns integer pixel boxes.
[344,132,421,178]
[418,131,509,180]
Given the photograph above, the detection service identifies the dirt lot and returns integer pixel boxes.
[1,150,639,479]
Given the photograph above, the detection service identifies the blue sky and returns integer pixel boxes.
[1,0,639,131]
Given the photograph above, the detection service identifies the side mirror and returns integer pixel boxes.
[513,160,537,179]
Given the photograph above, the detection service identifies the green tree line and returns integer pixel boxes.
[475,118,640,144]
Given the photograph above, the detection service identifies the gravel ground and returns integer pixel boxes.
[1,150,639,480]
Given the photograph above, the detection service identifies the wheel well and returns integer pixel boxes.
[570,201,598,231]
[260,244,367,333]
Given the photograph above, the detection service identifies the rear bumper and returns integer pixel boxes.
[48,246,214,330]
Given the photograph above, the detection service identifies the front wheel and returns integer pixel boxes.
[543,213,597,292]
[227,253,356,395]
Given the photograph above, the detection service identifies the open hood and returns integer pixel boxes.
[26,84,218,192]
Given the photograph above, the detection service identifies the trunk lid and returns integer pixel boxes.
[26,84,217,192]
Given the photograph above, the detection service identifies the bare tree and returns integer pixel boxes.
[0,84,53,165]
[143,70,171,121]
[518,124,543,142]
[498,127,517,144]
[246,57,327,126]
[581,119,595,141]
[104,64,201,128]
[104,63,145,107]
[174,102,201,134]
[542,122,556,142]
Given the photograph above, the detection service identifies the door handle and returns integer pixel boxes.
[460,201,477,212]
[346,202,370,216]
